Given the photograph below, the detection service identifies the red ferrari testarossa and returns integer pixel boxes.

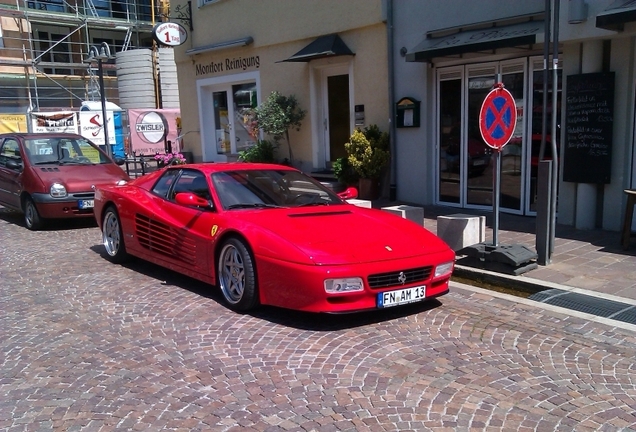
[94,163,455,313]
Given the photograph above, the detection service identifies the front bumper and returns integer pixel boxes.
[30,191,95,219]
[256,253,455,313]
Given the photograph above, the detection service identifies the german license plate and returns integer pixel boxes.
[377,286,426,308]
[78,199,94,209]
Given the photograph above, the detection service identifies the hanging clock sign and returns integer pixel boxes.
[152,22,188,47]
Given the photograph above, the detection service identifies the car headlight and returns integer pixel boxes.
[324,277,364,294]
[434,261,454,279]
[50,183,67,198]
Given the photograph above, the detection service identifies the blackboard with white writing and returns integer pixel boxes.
[563,72,615,184]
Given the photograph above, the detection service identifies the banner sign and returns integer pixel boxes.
[128,108,181,155]
[79,110,116,146]
[0,114,27,133]
[30,112,79,134]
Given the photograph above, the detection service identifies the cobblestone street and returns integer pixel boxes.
[1,209,636,431]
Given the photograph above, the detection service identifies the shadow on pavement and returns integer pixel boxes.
[89,244,444,330]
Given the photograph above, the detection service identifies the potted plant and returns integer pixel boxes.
[333,156,359,187]
[345,125,390,200]
[238,139,277,163]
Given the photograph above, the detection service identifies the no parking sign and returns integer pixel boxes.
[479,83,517,150]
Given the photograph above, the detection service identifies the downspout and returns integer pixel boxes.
[387,0,397,200]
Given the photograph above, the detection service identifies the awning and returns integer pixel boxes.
[405,20,544,63]
[280,34,354,62]
[596,0,636,30]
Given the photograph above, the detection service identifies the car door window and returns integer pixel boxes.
[170,170,211,202]
[0,139,21,167]
[151,169,180,199]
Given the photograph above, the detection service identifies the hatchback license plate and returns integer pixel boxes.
[78,199,94,209]
[377,286,426,308]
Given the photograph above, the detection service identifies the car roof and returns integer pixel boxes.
[0,132,85,139]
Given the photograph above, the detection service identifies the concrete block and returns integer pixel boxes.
[347,199,372,208]
[436,213,486,251]
[381,205,424,226]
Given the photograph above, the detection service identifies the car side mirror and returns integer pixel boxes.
[6,159,23,171]
[175,192,211,208]
[337,187,358,200]
[114,157,126,166]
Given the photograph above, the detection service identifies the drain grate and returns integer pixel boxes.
[528,289,636,325]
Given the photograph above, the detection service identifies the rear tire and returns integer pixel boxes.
[102,206,129,263]
[24,196,43,230]
[217,237,259,312]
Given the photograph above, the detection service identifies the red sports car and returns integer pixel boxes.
[94,163,455,313]
[0,133,129,230]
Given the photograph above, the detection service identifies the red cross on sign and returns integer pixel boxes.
[479,84,517,150]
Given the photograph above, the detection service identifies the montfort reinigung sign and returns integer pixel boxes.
[195,55,260,76]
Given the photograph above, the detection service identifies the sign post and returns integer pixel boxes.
[459,80,538,275]
[478,82,517,246]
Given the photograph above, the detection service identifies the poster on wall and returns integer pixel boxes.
[30,112,79,134]
[79,111,116,146]
[128,108,181,155]
[0,114,28,133]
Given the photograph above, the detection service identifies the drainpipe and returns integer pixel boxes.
[387,0,397,201]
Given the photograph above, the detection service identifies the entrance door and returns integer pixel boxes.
[322,66,351,166]
[437,60,527,214]
[200,77,258,162]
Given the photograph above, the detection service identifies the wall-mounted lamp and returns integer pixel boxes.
[568,0,588,24]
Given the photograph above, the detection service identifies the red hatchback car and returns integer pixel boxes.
[0,133,129,230]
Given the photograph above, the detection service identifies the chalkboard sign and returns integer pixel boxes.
[563,72,615,184]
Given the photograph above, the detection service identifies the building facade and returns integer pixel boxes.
[172,0,390,175]
[172,0,635,233]
[393,0,636,232]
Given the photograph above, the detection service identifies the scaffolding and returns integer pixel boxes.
[0,0,157,112]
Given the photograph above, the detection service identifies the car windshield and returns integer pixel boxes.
[212,169,344,210]
[24,137,111,165]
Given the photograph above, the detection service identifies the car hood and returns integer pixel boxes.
[238,206,452,265]
[31,164,127,192]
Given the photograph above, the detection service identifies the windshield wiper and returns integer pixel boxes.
[33,160,60,165]
[226,203,284,209]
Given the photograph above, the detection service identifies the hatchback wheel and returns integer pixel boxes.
[218,237,258,312]
[102,206,128,263]
[24,197,43,230]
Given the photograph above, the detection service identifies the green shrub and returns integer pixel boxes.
[238,140,276,163]
[333,156,359,186]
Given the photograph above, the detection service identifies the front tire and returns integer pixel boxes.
[217,237,258,312]
[102,206,128,263]
[24,196,43,230]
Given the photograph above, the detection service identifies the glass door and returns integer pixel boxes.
[528,57,562,214]
[213,90,231,155]
[438,68,463,205]
[212,83,258,156]
[437,60,527,214]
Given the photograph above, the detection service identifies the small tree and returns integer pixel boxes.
[253,91,306,164]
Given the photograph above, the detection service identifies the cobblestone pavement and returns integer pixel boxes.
[1,209,636,431]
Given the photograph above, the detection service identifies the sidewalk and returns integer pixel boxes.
[373,201,636,304]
